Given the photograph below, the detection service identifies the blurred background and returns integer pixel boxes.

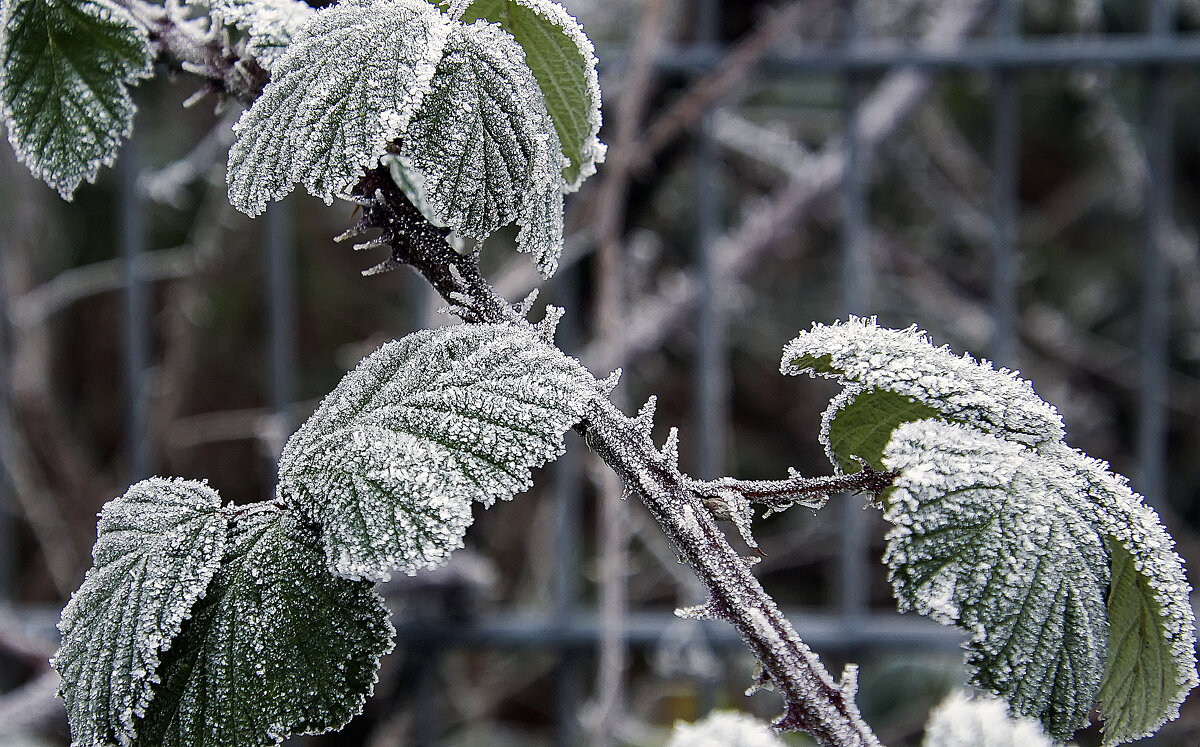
[3,0,1200,744]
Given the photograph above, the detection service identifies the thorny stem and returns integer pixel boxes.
[351,166,883,746]
[693,466,897,516]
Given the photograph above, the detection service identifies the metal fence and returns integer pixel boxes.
[3,0,1200,744]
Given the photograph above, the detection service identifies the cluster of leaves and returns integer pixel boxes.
[53,325,597,745]
[782,317,1198,744]
[0,0,604,277]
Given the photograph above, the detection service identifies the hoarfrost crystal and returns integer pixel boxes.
[923,691,1055,747]
[665,710,786,747]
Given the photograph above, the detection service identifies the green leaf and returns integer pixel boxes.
[278,323,596,580]
[781,317,1064,449]
[456,0,604,190]
[54,478,228,747]
[134,505,394,746]
[882,420,1109,740]
[1061,446,1198,745]
[1,0,152,198]
[227,0,452,215]
[822,387,940,472]
[399,19,565,277]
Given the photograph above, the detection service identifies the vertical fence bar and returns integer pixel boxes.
[694,0,725,481]
[0,204,12,611]
[991,0,1020,366]
[553,267,583,747]
[838,0,871,627]
[265,200,298,482]
[1139,0,1174,508]
[119,137,151,482]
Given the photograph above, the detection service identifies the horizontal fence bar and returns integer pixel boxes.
[647,35,1200,74]
[390,610,966,652]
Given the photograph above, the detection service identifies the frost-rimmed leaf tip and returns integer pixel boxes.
[1,0,153,199]
[54,478,228,747]
[277,323,596,581]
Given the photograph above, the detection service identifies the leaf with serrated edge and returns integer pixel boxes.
[821,386,941,472]
[781,316,1064,449]
[54,478,228,747]
[278,323,595,581]
[457,0,605,190]
[1,0,152,198]
[882,420,1108,740]
[1051,444,1198,745]
[134,505,394,746]
[210,0,315,71]
[400,19,565,277]
[227,0,451,215]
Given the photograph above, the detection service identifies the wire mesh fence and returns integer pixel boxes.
[3,0,1200,744]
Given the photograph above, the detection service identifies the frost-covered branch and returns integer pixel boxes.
[115,0,270,105]
[693,466,897,515]
[350,164,880,746]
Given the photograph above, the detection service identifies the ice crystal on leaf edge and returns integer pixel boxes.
[209,0,315,71]
[781,316,1197,743]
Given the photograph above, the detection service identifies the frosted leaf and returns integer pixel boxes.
[665,710,786,747]
[923,691,1056,747]
[54,478,228,747]
[457,0,606,190]
[227,0,451,214]
[882,420,1109,740]
[209,0,315,71]
[820,385,940,473]
[1,0,152,199]
[399,20,565,277]
[782,317,1065,460]
[1049,444,1198,745]
[278,323,595,581]
[133,505,394,746]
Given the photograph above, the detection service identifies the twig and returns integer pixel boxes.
[693,466,897,516]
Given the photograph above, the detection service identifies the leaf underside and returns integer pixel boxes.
[1,0,151,198]
[458,0,605,190]
[54,478,228,747]
[278,323,595,581]
[822,386,940,472]
[134,506,394,746]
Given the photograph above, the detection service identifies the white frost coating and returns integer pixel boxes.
[227,0,452,215]
[782,317,1064,448]
[882,420,1109,739]
[278,323,595,580]
[665,710,786,747]
[400,19,566,277]
[1,0,153,199]
[923,691,1055,747]
[53,478,228,747]
[209,0,315,70]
